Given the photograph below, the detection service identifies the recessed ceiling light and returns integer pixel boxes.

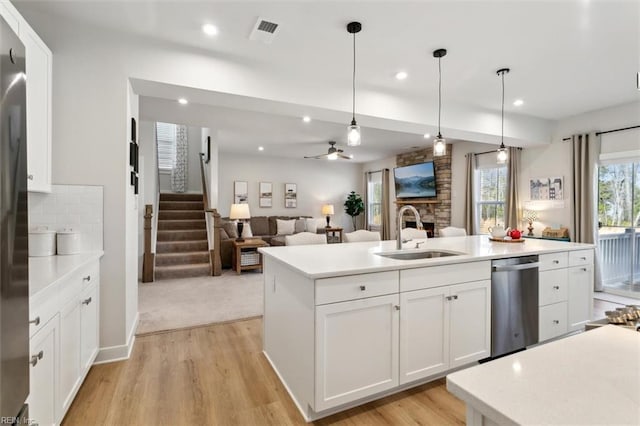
[302,116,311,123]
[423,133,431,139]
[513,99,524,106]
[395,71,408,80]
[178,98,188,105]
[202,24,218,36]
[258,146,264,151]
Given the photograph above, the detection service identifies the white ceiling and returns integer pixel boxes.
[16,0,640,161]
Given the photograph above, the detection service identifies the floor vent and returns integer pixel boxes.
[250,17,280,44]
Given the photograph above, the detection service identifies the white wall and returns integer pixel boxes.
[219,153,362,231]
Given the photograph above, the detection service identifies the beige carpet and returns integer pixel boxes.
[137,270,263,335]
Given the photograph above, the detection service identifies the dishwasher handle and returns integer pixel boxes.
[492,262,539,272]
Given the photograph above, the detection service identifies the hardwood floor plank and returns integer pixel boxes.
[63,318,465,426]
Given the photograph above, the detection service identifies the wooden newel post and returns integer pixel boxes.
[212,209,222,276]
[142,204,155,282]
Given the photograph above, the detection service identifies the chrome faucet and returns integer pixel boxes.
[397,205,423,250]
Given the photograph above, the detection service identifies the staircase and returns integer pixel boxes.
[155,193,210,280]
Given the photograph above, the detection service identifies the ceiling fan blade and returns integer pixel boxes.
[337,154,352,160]
[337,149,344,153]
[304,153,328,159]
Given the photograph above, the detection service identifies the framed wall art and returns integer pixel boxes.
[234,181,248,204]
[530,176,563,201]
[284,183,297,208]
[259,182,272,208]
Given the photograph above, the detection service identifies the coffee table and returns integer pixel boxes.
[232,238,268,274]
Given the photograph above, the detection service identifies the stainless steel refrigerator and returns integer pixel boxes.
[0,15,29,424]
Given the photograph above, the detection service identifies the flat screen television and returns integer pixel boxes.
[394,161,437,198]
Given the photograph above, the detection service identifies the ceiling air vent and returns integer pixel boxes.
[249,17,280,44]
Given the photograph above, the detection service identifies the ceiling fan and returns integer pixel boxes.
[304,141,351,160]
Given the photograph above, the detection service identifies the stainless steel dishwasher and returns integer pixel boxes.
[491,255,539,358]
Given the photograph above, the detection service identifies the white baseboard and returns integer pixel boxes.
[94,312,139,364]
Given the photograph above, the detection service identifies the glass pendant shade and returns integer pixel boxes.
[347,121,361,146]
[497,143,508,164]
[433,135,446,157]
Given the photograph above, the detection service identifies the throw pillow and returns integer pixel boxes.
[305,218,318,233]
[294,218,306,233]
[276,219,296,235]
[223,221,238,239]
[241,222,253,238]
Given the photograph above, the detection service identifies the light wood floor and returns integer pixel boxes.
[63,318,466,425]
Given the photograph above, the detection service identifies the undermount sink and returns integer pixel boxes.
[375,250,464,260]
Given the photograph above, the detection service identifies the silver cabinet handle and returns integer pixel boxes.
[27,174,34,180]
[394,305,400,311]
[446,295,458,301]
[553,260,560,264]
[29,317,40,326]
[83,275,91,282]
[359,285,366,291]
[553,285,560,290]
[30,350,44,367]
[82,297,92,305]
[580,257,586,260]
[581,268,587,272]
[553,320,560,324]
[452,295,458,300]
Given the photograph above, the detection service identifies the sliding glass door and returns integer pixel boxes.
[597,161,640,296]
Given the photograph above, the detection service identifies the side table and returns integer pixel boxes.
[232,238,268,274]
[324,227,343,244]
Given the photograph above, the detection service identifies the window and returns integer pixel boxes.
[476,164,507,234]
[598,161,640,228]
[156,122,176,171]
[367,171,383,230]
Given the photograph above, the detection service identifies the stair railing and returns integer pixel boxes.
[200,153,222,276]
[142,204,154,282]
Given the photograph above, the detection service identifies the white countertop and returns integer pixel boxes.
[446,325,640,425]
[259,235,593,278]
[29,252,104,297]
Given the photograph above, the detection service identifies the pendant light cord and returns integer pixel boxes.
[352,31,356,122]
[501,71,505,145]
[437,56,442,137]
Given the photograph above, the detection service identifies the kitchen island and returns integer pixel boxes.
[447,325,640,425]
[259,235,594,421]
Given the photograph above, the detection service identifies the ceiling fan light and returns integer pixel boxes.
[497,144,508,164]
[327,152,338,160]
[433,136,446,157]
[347,123,361,147]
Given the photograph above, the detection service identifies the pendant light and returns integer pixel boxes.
[432,48,447,157]
[496,68,510,164]
[347,21,362,146]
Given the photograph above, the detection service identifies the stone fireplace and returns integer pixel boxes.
[396,146,452,236]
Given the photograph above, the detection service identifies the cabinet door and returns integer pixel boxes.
[29,316,58,426]
[568,265,593,332]
[449,280,491,368]
[539,302,568,342]
[20,22,52,193]
[59,299,81,415]
[80,283,99,372]
[315,294,399,411]
[399,287,449,385]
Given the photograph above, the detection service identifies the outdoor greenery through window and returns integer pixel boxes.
[598,161,640,229]
[476,166,507,234]
[367,171,383,230]
[156,122,177,171]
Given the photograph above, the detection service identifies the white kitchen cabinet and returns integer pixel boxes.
[315,294,399,411]
[29,315,59,426]
[568,264,593,332]
[400,287,449,384]
[539,301,568,341]
[80,282,99,372]
[59,298,81,414]
[449,280,491,368]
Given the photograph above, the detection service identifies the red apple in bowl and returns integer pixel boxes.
[509,229,522,239]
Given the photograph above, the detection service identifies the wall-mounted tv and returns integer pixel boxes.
[394,161,437,198]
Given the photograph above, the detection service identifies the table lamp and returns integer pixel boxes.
[321,204,334,228]
[229,203,251,242]
[523,210,538,236]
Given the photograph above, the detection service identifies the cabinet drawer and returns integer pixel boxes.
[59,261,99,303]
[569,249,593,267]
[539,252,568,271]
[400,261,490,292]
[539,269,568,306]
[29,281,59,338]
[316,271,399,305]
[539,302,568,342]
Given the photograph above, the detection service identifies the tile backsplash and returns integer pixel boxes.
[29,185,104,252]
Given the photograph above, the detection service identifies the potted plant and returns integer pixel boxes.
[344,191,364,230]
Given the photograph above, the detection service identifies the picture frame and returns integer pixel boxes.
[205,136,211,164]
[131,117,137,143]
[130,171,136,186]
[234,181,248,204]
[134,175,139,195]
[284,183,297,208]
[259,182,272,208]
[529,176,563,201]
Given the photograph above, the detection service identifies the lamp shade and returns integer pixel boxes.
[523,210,538,222]
[321,204,335,215]
[229,203,251,220]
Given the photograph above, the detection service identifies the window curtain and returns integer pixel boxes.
[380,169,391,240]
[362,172,368,231]
[171,125,188,193]
[504,147,520,230]
[571,132,603,291]
[463,153,476,235]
